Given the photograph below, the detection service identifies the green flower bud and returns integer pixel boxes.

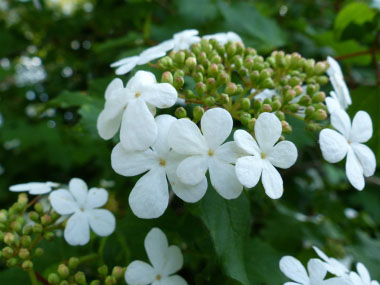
[0,210,8,223]
[17,194,28,207]
[98,265,108,276]
[21,260,33,271]
[220,93,230,104]
[315,61,328,74]
[174,51,186,65]
[32,223,43,234]
[305,106,315,117]
[261,78,275,89]
[240,98,251,111]
[34,202,44,215]
[299,95,311,106]
[274,51,285,63]
[312,92,326,103]
[105,276,117,285]
[158,56,173,69]
[44,231,54,241]
[0,231,4,241]
[24,225,33,235]
[58,264,70,279]
[244,56,254,69]
[224,82,237,95]
[161,71,173,85]
[235,42,245,54]
[194,72,203,83]
[2,247,14,259]
[247,118,256,131]
[90,281,101,285]
[19,248,30,260]
[317,75,329,85]
[185,90,195,99]
[41,214,52,226]
[253,99,262,111]
[304,59,315,74]
[204,96,215,106]
[174,70,185,78]
[306,84,318,95]
[306,122,321,132]
[240,112,251,125]
[185,57,197,71]
[48,273,61,284]
[226,42,236,57]
[191,43,201,55]
[262,104,272,113]
[28,211,39,223]
[281,121,292,133]
[200,39,212,53]
[195,82,207,95]
[217,71,229,85]
[238,67,249,77]
[210,55,222,64]
[236,84,244,95]
[206,78,216,91]
[34,247,44,257]
[175,107,187,119]
[271,100,281,111]
[60,281,70,285]
[173,76,184,90]
[294,85,303,96]
[198,51,207,65]
[260,69,272,80]
[289,76,301,87]
[285,89,296,102]
[290,52,302,69]
[312,109,327,121]
[275,111,285,121]
[288,103,300,113]
[246,47,257,56]
[68,257,79,269]
[250,70,260,83]
[233,55,243,69]
[4,232,16,245]
[207,63,218,77]
[195,64,205,74]
[74,271,86,284]
[193,106,204,123]
[112,266,124,279]
[7,258,18,268]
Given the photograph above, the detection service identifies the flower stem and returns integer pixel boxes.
[28,269,39,285]
[79,253,98,264]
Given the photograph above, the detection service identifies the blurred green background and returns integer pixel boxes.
[0,0,380,284]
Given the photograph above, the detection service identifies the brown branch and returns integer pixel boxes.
[335,49,374,60]
[371,30,380,86]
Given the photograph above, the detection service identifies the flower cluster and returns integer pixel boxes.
[280,246,379,285]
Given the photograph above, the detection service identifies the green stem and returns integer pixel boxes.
[28,269,39,285]
[79,253,98,264]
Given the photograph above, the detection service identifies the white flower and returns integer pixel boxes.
[49,178,116,246]
[168,108,243,200]
[97,71,177,151]
[125,227,187,285]
[251,88,277,101]
[111,115,207,219]
[280,256,349,285]
[326,56,351,110]
[167,29,200,52]
[350,263,379,285]
[325,91,346,114]
[234,112,298,199]
[319,109,376,190]
[111,42,173,75]
[10,181,59,195]
[312,246,350,277]
[203,31,242,45]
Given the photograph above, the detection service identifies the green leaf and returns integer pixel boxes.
[334,2,376,37]
[197,189,251,284]
[50,91,102,109]
[177,0,218,24]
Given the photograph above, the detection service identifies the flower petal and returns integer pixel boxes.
[346,148,365,191]
[209,158,243,199]
[351,143,376,177]
[111,143,156,176]
[201,108,232,149]
[168,119,207,155]
[126,70,157,91]
[262,160,283,199]
[162,245,184,276]
[156,275,187,285]
[279,256,309,284]
[152,115,177,156]
[255,112,282,152]
[138,44,168,65]
[64,212,90,246]
[120,99,158,151]
[235,156,262,188]
[125,261,155,285]
[145,228,169,272]
[129,167,169,219]
[308,259,327,282]
[69,178,88,206]
[141,83,177,109]
[49,189,78,215]
[87,208,115,237]
[214,141,239,164]
[114,56,140,75]
[233,129,260,156]
[105,78,124,99]
[267,141,298,169]
[331,109,351,138]
[319,129,348,163]
[10,182,51,195]
[176,155,208,185]
[97,96,126,140]
[357,263,371,285]
[350,111,373,143]
[85,188,108,209]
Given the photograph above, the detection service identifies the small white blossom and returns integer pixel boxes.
[234,112,297,199]
[203,31,242,45]
[125,227,187,285]
[168,108,243,200]
[280,256,349,285]
[312,246,350,277]
[319,109,376,190]
[350,263,379,285]
[49,178,116,246]
[326,56,351,110]
[111,115,207,219]
[97,71,177,151]
[166,29,200,52]
[10,181,59,195]
[326,91,345,114]
[251,88,277,101]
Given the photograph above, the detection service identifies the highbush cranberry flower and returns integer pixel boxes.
[203,31,242,45]
[280,256,349,285]
[168,108,243,200]
[319,109,376,190]
[49,178,116,246]
[312,246,350,277]
[10,181,59,195]
[111,115,207,219]
[97,71,177,151]
[125,227,187,285]
[166,29,200,52]
[234,112,297,199]
[350,263,379,285]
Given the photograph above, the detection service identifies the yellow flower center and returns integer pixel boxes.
[208,149,214,156]
[261,152,266,159]
[159,159,166,166]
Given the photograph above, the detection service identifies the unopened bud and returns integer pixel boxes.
[204,96,215,106]
[173,76,184,90]
[41,214,52,226]
[217,71,229,85]
[261,78,275,89]
[305,106,316,117]
[233,55,243,69]
[306,122,321,132]
[312,109,327,120]
[58,264,70,278]
[185,57,197,71]
[24,225,33,235]
[240,98,251,111]
[90,281,101,285]
[191,43,201,55]
[33,223,43,234]
[195,82,207,95]
[21,260,33,271]
[34,247,44,257]
[161,71,173,85]
[299,95,312,106]
[185,90,195,99]
[60,281,70,285]
[18,194,28,207]
[68,257,79,269]
[174,51,185,65]
[0,210,7,223]
[207,63,218,77]
[44,231,54,241]
[240,112,251,125]
[2,247,14,259]
[271,100,281,111]
[312,92,326,103]
[289,76,301,87]
[226,43,236,57]
[48,273,61,284]
[158,56,173,69]
[19,248,30,259]
[34,202,44,215]
[288,104,300,113]
[195,64,205,74]
[219,93,229,104]
[253,99,262,111]
[4,232,16,245]
[247,118,256,131]
[98,265,108,276]
[275,111,285,121]
[193,106,204,123]
[224,82,237,95]
[262,104,272,113]
[74,272,86,284]
[105,276,117,285]
[28,211,39,223]
[281,121,292,133]
[315,61,328,74]
[206,78,217,91]
[317,75,329,85]
[194,72,203,83]
[112,266,124,279]
[285,89,296,102]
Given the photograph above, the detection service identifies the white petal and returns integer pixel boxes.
[351,143,376,177]
[350,111,373,143]
[168,119,208,155]
[141,83,177,109]
[85,188,108,209]
[267,141,298,169]
[125,261,155,285]
[235,156,262,188]
[129,167,169,219]
[49,189,78,215]
[111,143,156,176]
[209,158,243,199]
[319,129,348,163]
[326,94,342,114]
[97,95,126,140]
[114,56,140,75]
[111,56,139,68]
[255,112,282,152]
[138,41,173,64]
[87,209,115,237]
[120,99,158,151]
[145,228,169,272]
[126,71,157,91]
[162,245,184,276]
[152,115,177,156]
[350,272,362,285]
[330,75,351,108]
[262,160,283,199]
[214,141,240,164]
[10,182,51,195]
[233,129,260,156]
[331,109,351,138]
[64,212,90,246]
[105,78,124,99]
[69,178,88,206]
[156,275,187,285]
[176,155,208,185]
[308,259,327,282]
[312,246,329,263]
[357,263,371,285]
[279,256,309,284]
[346,148,365,191]
[201,108,232,149]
